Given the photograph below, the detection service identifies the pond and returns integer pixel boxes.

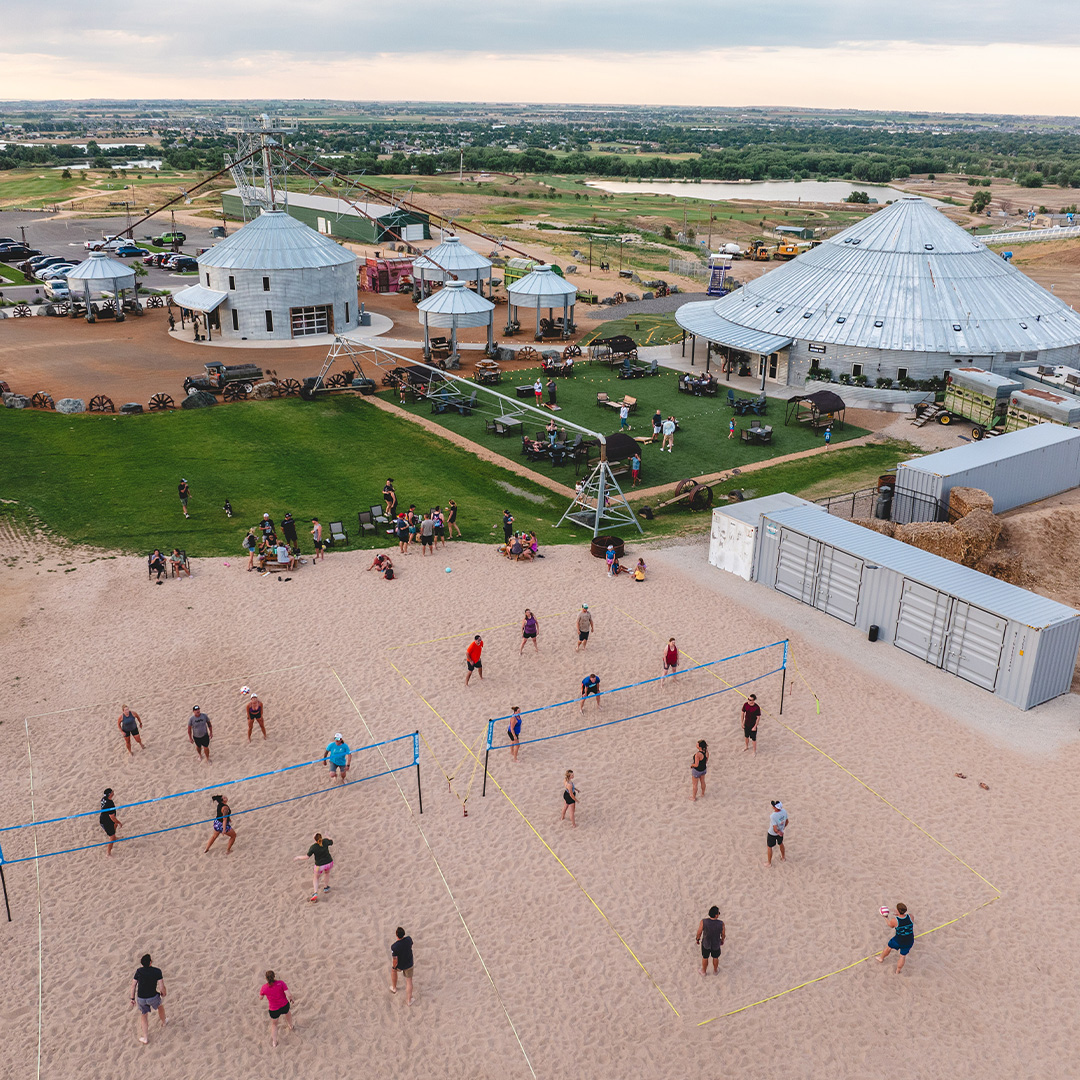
[584,179,943,206]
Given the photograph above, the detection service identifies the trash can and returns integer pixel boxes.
[874,485,893,520]
[868,625,879,642]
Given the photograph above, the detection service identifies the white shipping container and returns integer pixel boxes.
[709,493,820,580]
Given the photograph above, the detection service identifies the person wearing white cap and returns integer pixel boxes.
[245,692,266,741]
[322,733,351,784]
[766,799,789,866]
[575,604,594,652]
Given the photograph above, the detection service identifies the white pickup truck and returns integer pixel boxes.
[84,236,128,251]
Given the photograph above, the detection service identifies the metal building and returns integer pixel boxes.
[893,424,1080,524]
[220,188,429,245]
[752,505,1080,709]
[176,210,359,343]
[708,493,821,580]
[676,196,1080,389]
[412,236,493,297]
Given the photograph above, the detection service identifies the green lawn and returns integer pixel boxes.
[0,263,29,285]
[0,396,573,557]
[394,365,868,489]
[580,314,684,347]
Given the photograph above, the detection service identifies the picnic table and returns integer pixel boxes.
[493,416,524,436]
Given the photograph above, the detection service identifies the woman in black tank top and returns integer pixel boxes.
[691,740,708,802]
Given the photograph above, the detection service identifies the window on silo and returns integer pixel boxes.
[205,273,210,286]
[263,276,270,291]
[345,301,350,323]
[232,309,239,331]
[265,310,274,332]
[229,276,235,290]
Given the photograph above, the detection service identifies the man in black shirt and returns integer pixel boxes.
[130,953,167,1043]
[281,512,298,549]
[178,478,190,518]
[383,478,397,517]
[390,927,414,1005]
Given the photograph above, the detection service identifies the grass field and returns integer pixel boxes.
[580,314,684,347]
[394,364,868,489]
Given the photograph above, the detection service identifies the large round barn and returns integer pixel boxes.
[676,197,1080,388]
[174,210,359,342]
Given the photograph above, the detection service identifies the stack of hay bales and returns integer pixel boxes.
[953,508,1003,567]
[852,518,897,538]
[974,551,1030,586]
[894,521,966,562]
[949,486,994,518]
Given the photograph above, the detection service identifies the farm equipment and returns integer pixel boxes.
[918,367,1022,439]
[774,239,801,260]
[183,361,265,400]
[639,472,742,518]
[748,240,772,262]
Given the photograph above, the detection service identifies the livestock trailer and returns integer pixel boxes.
[892,424,1080,524]
[940,367,1023,436]
[708,493,820,580]
[753,505,1080,709]
[1004,386,1080,431]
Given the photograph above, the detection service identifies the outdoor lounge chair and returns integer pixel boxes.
[597,392,610,407]
[329,521,348,546]
[455,389,478,415]
[727,389,736,408]
[358,510,376,535]
[148,551,166,580]
[169,549,189,577]
[370,505,390,526]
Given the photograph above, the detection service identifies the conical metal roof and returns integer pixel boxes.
[507,265,577,306]
[198,210,357,271]
[416,280,494,328]
[412,235,492,280]
[676,197,1080,356]
[65,251,137,289]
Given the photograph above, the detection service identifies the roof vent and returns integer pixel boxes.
[952,324,962,331]
[1020,321,1028,329]
[775,307,784,313]
[836,316,846,324]
[851,239,861,245]
[874,319,884,328]
[803,312,813,319]
[925,244,935,251]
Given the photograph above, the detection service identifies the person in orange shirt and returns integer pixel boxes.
[465,635,484,685]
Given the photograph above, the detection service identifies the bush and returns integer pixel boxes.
[838,372,852,385]
[1019,172,1043,188]
[807,367,833,382]
[875,377,894,389]
[897,376,919,390]
[852,374,869,387]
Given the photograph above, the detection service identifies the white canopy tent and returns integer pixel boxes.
[412,235,493,297]
[64,251,139,322]
[416,279,495,359]
[506,264,577,340]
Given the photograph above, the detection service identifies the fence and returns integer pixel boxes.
[815,486,946,523]
[668,258,710,280]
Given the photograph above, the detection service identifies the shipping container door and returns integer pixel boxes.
[894,580,951,665]
[943,602,1006,691]
[815,547,863,624]
[403,223,425,242]
[774,530,820,605]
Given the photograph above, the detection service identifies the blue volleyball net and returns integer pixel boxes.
[0,732,418,867]
[484,639,787,775]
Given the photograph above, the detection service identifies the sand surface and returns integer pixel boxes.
[1,530,1079,1079]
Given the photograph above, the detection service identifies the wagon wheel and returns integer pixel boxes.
[687,484,714,512]
[100,299,116,314]
[281,378,301,397]
[31,392,55,410]
[562,344,581,359]
[517,346,539,362]
[223,382,248,401]
[55,300,70,315]
[611,292,624,305]
[146,295,164,308]
[88,395,115,413]
[325,372,350,388]
[12,303,31,317]
[148,393,175,411]
[674,478,700,498]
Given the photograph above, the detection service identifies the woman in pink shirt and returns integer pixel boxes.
[259,970,295,1046]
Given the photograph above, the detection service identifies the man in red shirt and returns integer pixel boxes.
[465,635,484,685]
[741,694,761,755]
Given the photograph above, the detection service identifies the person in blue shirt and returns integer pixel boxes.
[322,733,352,784]
[580,673,601,713]
[878,902,915,973]
[507,706,523,761]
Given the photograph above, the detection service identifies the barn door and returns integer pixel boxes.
[774,530,820,605]
[894,580,952,666]
[814,547,863,624]
[943,602,1006,691]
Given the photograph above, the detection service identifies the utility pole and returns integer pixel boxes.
[588,236,592,271]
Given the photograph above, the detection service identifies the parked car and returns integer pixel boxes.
[45,281,71,300]
[171,257,198,272]
[114,245,149,258]
[152,231,186,246]
[38,264,76,281]
[25,256,70,277]
[0,237,16,245]
[159,253,183,269]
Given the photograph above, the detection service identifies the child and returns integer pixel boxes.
[631,452,641,486]
[605,544,616,576]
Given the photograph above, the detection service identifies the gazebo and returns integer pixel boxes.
[65,251,139,322]
[416,279,495,361]
[507,265,576,341]
[412,235,493,298]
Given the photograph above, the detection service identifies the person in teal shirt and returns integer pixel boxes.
[322,734,352,784]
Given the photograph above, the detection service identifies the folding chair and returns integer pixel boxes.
[169,549,189,577]
[370,504,390,526]
[358,511,376,535]
[148,551,166,580]
[329,521,348,546]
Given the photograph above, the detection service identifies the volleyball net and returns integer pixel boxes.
[0,732,419,871]
[482,639,788,794]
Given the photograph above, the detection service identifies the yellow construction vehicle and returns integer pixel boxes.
[774,239,801,260]
[748,240,772,261]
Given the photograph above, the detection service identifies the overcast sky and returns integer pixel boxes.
[1,1,1077,114]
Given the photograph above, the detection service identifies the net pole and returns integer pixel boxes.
[413,733,423,814]
[0,843,10,921]
[779,639,789,715]
[482,718,494,797]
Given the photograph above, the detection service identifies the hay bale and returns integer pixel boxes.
[975,551,1029,586]
[949,486,994,518]
[852,518,897,538]
[953,509,1002,567]
[895,521,965,563]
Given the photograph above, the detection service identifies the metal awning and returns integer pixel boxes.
[676,300,793,355]
[172,285,229,313]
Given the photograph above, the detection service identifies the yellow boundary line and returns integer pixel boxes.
[330,668,536,1078]
[617,609,1002,1023]
[386,657,680,1016]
